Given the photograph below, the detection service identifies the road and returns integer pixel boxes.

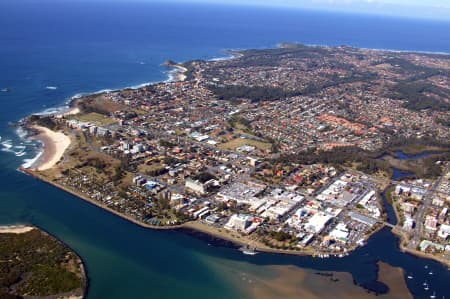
[408,165,449,249]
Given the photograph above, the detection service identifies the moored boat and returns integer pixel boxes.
[239,245,257,255]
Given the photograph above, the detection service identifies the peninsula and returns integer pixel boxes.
[21,44,450,264]
[0,225,86,298]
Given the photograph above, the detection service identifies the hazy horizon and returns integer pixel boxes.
[57,0,450,22]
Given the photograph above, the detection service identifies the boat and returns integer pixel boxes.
[425,265,429,269]
[429,271,433,275]
[407,275,413,279]
[423,281,428,286]
[424,285,429,291]
[239,245,257,255]
[1,88,10,92]
[430,292,436,299]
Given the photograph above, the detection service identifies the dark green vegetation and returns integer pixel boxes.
[383,153,448,179]
[208,84,295,102]
[389,81,450,111]
[28,115,58,130]
[208,74,378,102]
[275,146,394,177]
[0,228,85,298]
[275,137,450,179]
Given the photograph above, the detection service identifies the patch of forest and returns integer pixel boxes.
[0,229,86,298]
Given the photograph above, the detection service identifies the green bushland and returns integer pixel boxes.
[0,229,85,298]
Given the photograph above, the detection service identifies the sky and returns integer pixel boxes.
[162,0,450,21]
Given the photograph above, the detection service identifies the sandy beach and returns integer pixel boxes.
[173,65,188,81]
[0,225,34,234]
[30,125,71,171]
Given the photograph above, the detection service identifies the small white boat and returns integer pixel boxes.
[239,245,257,255]
[407,275,413,279]
[424,286,429,291]
[430,292,436,299]
[429,271,433,275]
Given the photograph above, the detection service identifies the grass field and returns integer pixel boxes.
[219,137,272,151]
[71,112,116,126]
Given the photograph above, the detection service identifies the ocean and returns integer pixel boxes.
[1,1,450,298]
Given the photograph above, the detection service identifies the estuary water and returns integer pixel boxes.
[1,1,450,298]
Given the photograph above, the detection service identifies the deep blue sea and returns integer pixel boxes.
[1,1,450,298]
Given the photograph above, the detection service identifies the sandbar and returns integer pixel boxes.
[0,225,34,234]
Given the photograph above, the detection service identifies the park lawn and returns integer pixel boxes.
[71,112,117,126]
[219,137,272,151]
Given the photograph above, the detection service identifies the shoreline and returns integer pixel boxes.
[28,125,71,171]
[0,224,88,299]
[386,185,450,268]
[170,64,188,82]
[28,224,91,299]
[0,225,34,234]
[394,227,450,267]
[15,42,450,268]
[279,42,450,56]
[21,167,370,258]
[19,41,450,125]
[392,224,450,268]
[22,41,450,131]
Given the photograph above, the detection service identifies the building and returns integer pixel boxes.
[224,214,262,234]
[401,202,416,214]
[328,222,349,244]
[225,214,250,231]
[205,214,221,225]
[419,240,445,252]
[185,178,209,195]
[358,190,375,206]
[438,224,450,240]
[193,207,209,219]
[424,215,438,231]
[132,175,146,186]
[403,217,414,230]
[216,181,264,204]
[348,212,377,227]
[305,212,333,234]
[89,126,98,135]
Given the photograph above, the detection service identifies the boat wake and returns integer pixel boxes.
[45,86,58,90]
